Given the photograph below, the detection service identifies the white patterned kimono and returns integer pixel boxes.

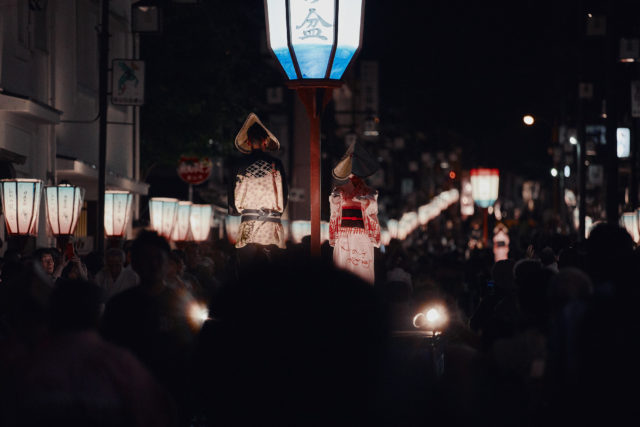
[229,151,287,249]
[329,177,381,284]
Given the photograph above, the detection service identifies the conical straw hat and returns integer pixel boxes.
[234,113,280,154]
[332,141,379,180]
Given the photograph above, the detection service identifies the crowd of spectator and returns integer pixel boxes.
[0,213,638,426]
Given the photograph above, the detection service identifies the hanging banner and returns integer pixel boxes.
[111,59,145,105]
[177,156,213,185]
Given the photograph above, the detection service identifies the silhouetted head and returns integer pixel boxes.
[131,230,170,286]
[247,122,268,150]
[104,248,125,280]
[586,223,634,290]
[491,259,515,292]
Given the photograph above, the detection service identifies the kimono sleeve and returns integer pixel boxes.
[227,158,240,216]
[328,189,343,247]
[275,157,289,212]
[364,191,381,247]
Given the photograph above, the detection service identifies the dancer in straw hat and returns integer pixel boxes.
[328,141,381,284]
[228,113,288,268]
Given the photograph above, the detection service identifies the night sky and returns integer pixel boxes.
[358,0,578,177]
[143,0,632,191]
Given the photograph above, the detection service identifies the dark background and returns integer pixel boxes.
[139,0,640,203]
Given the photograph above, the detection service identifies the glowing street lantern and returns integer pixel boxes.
[418,205,430,226]
[381,229,391,246]
[387,219,399,239]
[225,215,242,245]
[321,221,329,243]
[413,304,448,333]
[621,212,639,243]
[190,204,212,242]
[0,179,42,236]
[149,197,178,240]
[104,191,133,238]
[470,168,500,208]
[264,0,365,82]
[460,178,475,217]
[172,201,192,242]
[44,184,84,237]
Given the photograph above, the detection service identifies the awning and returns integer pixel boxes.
[56,156,149,198]
[0,91,62,124]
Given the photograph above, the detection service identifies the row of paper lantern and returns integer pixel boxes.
[382,189,460,245]
[148,198,213,242]
[0,178,133,238]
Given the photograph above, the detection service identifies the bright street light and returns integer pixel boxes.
[523,114,535,126]
[551,167,558,177]
[569,136,578,145]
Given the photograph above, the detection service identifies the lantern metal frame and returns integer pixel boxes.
[44,184,85,237]
[0,178,43,237]
[172,201,193,242]
[264,0,366,87]
[104,190,134,240]
[189,204,213,242]
[148,197,179,240]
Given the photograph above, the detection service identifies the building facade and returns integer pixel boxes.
[0,0,147,252]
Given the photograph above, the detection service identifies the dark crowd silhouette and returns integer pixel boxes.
[1,217,640,426]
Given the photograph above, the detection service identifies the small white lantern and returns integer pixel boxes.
[264,0,366,83]
[621,211,639,243]
[381,229,391,247]
[320,221,329,243]
[0,179,43,236]
[470,168,500,208]
[149,197,178,240]
[44,184,85,236]
[105,191,133,238]
[172,201,192,242]
[387,219,399,240]
[418,204,430,226]
[190,204,212,242]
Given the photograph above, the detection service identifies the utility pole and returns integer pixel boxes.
[605,0,619,224]
[97,0,110,252]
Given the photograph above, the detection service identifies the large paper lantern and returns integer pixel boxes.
[149,197,178,240]
[190,204,212,242]
[0,179,42,236]
[470,168,500,208]
[264,0,365,82]
[172,201,192,242]
[44,184,85,236]
[105,191,133,238]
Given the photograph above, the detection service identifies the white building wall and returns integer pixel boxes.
[0,0,142,250]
